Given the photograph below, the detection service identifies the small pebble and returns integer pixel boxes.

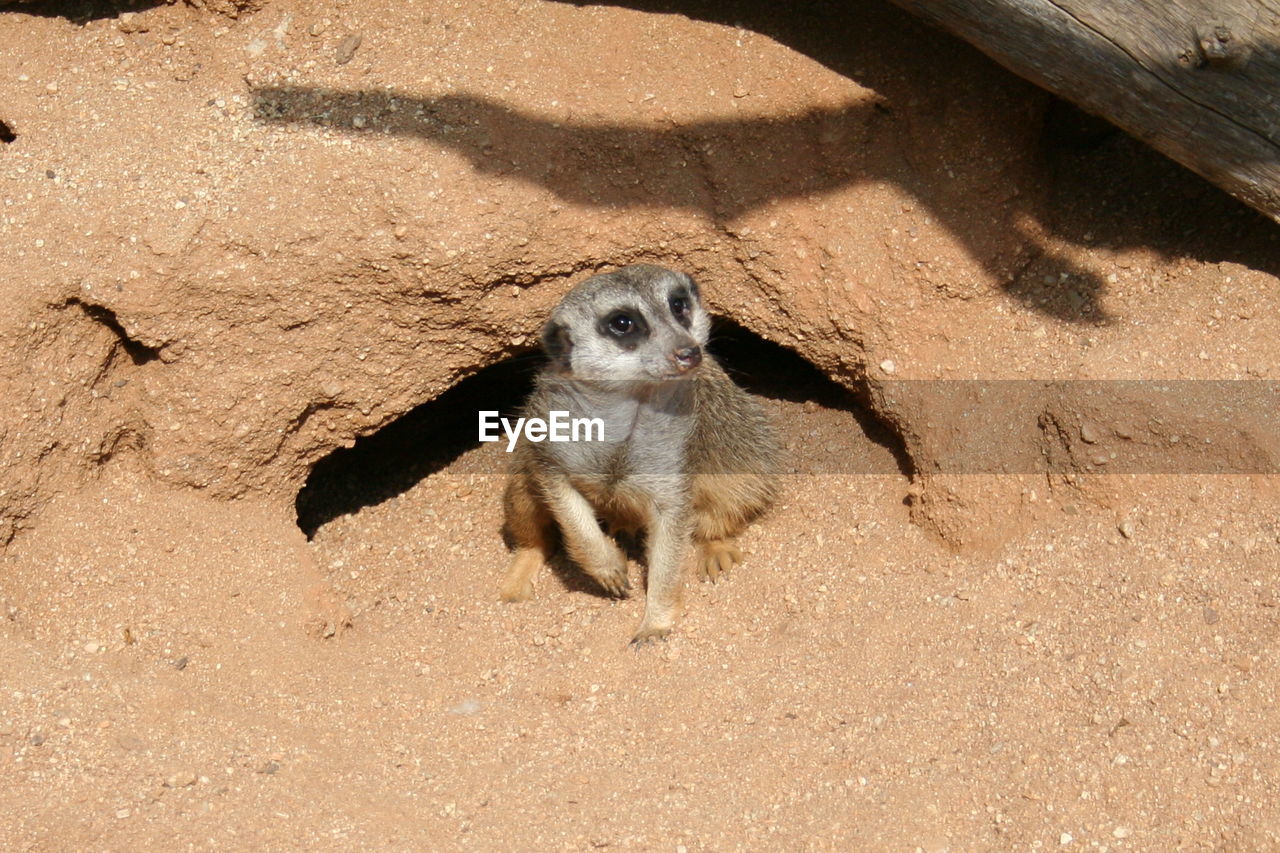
[1118,519,1136,539]
[879,359,896,374]
[1113,826,1131,839]
[164,771,197,788]
[335,33,362,65]
[1203,606,1220,625]
[115,733,147,752]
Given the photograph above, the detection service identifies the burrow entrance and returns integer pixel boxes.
[7,0,168,23]
[295,321,910,540]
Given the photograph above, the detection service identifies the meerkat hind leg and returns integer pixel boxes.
[697,539,743,583]
[692,474,761,582]
[501,550,544,602]
[500,474,554,602]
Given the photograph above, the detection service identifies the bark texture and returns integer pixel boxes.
[889,0,1280,222]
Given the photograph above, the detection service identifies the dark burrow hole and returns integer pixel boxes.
[295,319,910,539]
[3,0,167,22]
[0,120,15,144]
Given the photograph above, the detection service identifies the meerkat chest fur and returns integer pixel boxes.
[533,377,696,521]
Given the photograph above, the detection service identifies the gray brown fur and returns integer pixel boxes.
[499,264,778,643]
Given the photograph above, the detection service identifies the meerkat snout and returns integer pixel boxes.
[672,344,702,372]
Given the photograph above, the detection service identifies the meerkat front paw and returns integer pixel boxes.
[697,539,743,582]
[583,547,631,598]
[630,621,672,645]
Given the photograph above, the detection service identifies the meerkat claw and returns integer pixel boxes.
[592,569,631,598]
[582,548,631,598]
[698,539,743,582]
[630,624,671,646]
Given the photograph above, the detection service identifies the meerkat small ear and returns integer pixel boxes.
[541,319,572,368]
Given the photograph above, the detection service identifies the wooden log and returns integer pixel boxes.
[886,0,1280,222]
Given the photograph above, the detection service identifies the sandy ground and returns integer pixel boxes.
[4,352,1280,849]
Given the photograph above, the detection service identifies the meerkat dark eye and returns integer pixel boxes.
[606,312,636,336]
[669,294,691,319]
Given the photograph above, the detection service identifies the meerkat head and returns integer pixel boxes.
[541,264,710,382]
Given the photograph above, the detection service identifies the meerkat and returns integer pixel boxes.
[499,264,779,643]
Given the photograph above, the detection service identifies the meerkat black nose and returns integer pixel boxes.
[673,345,702,371]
